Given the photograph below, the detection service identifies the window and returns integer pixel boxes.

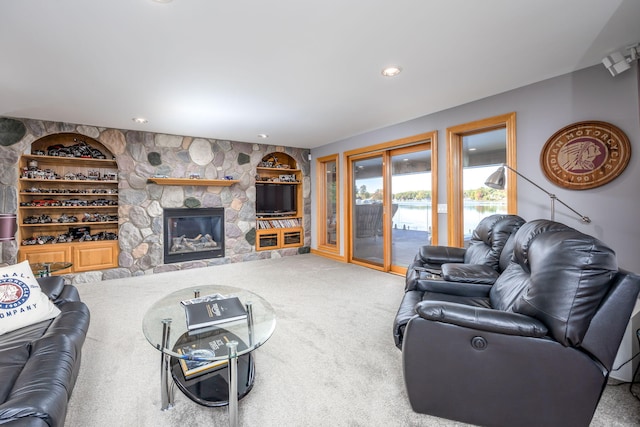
[446,113,517,246]
[316,154,339,253]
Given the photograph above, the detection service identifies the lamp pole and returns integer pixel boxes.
[501,164,590,223]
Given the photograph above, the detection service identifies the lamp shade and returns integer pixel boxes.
[0,214,17,242]
[484,166,506,189]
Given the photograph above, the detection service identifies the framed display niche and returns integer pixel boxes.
[17,133,119,273]
[255,152,303,251]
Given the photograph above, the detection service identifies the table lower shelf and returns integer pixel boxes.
[170,353,255,407]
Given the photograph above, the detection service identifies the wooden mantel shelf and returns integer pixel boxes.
[147,178,239,186]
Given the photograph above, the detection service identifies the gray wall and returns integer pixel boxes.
[311,64,640,271]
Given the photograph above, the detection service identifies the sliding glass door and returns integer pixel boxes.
[351,154,385,266]
[347,134,435,274]
[390,147,432,270]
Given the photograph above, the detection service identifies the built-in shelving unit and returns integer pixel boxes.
[255,153,303,251]
[17,133,119,274]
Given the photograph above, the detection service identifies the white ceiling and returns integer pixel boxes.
[1,0,639,149]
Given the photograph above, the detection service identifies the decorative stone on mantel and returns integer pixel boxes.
[0,116,311,281]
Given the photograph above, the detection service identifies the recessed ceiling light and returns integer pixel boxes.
[132,117,148,124]
[257,133,269,139]
[381,65,402,77]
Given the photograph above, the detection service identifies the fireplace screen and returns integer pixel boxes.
[163,208,224,264]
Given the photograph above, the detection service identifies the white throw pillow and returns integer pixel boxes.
[0,260,61,335]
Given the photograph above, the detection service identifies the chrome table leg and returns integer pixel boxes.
[226,340,239,427]
[160,318,174,410]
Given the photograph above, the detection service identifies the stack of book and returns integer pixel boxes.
[181,294,248,331]
[256,217,301,229]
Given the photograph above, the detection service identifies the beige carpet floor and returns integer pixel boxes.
[65,254,640,426]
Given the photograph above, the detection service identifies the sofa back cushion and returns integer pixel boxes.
[491,219,617,346]
[464,214,525,269]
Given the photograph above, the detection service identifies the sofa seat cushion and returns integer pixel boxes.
[0,261,61,335]
[0,343,31,404]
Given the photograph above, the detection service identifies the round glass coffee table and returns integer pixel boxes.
[142,285,276,427]
[30,261,73,277]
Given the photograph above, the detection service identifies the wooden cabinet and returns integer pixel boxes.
[17,133,119,274]
[255,153,303,251]
[255,219,303,251]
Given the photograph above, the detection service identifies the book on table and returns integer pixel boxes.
[174,329,247,380]
[183,295,247,330]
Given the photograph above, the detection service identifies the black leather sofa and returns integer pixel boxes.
[396,219,640,427]
[0,276,90,427]
[396,214,525,348]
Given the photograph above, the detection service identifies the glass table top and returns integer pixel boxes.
[31,261,73,277]
[142,285,276,361]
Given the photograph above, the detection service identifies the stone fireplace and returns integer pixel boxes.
[163,208,225,264]
[0,116,311,279]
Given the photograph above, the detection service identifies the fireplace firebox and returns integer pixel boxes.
[163,208,224,264]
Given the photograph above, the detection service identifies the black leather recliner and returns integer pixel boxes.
[400,219,640,427]
[405,213,525,287]
[396,214,525,348]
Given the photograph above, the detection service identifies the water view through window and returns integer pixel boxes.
[358,164,506,241]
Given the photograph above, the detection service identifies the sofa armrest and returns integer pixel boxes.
[416,278,492,297]
[416,301,548,338]
[35,276,64,300]
[418,246,466,265]
[441,263,499,285]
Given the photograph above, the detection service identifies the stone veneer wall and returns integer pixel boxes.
[0,117,311,283]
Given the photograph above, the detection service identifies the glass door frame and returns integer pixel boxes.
[344,131,438,273]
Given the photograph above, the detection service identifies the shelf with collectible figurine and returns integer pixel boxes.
[17,133,120,273]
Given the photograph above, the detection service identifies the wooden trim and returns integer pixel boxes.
[343,131,436,158]
[147,178,238,186]
[310,248,347,262]
[22,154,117,168]
[446,130,463,246]
[446,112,517,247]
[431,131,439,245]
[315,154,340,254]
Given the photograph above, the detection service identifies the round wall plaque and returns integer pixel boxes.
[540,121,631,190]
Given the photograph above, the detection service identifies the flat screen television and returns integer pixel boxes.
[256,183,296,216]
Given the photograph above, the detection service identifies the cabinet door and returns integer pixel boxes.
[73,241,119,272]
[282,229,302,248]
[19,245,73,269]
[256,231,280,251]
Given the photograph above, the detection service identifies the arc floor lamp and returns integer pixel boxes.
[485,164,591,224]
